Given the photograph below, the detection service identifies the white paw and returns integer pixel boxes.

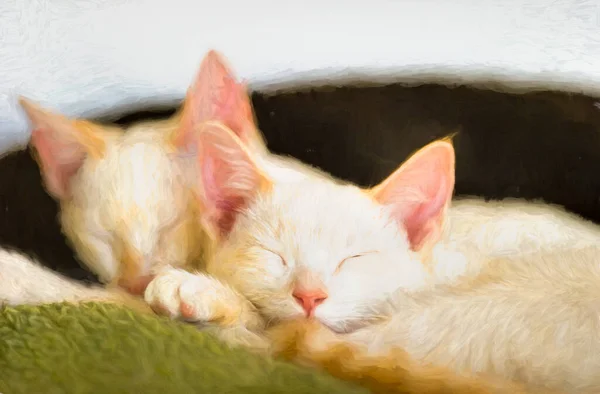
[144,268,227,324]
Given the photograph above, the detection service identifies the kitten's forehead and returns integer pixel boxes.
[250,179,403,269]
[93,129,181,195]
[74,127,190,248]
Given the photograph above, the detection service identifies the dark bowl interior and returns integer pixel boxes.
[2,83,600,283]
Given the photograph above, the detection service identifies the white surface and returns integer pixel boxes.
[1,0,600,153]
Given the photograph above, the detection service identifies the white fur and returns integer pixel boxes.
[7,100,600,391]
[0,249,141,308]
[4,139,600,391]
[3,0,600,153]
[144,267,269,349]
[201,177,600,333]
[59,127,320,287]
[209,178,430,331]
[145,162,600,392]
[431,197,600,284]
[345,246,600,393]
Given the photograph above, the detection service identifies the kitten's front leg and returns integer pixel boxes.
[144,268,270,352]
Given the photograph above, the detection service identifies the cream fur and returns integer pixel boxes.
[58,118,319,288]
[0,249,149,313]
[346,246,600,393]
[143,135,600,392]
[60,121,318,286]
[59,120,206,284]
[4,129,600,391]
[431,197,600,284]
[10,47,600,392]
[18,50,285,292]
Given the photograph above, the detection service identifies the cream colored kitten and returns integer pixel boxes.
[19,50,271,295]
[143,124,600,393]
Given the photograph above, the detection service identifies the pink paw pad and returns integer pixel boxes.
[180,302,196,320]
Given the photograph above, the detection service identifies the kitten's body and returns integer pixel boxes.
[135,123,600,393]
[347,247,600,393]
[431,197,600,285]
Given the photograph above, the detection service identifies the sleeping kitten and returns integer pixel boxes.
[143,123,600,393]
[18,50,269,295]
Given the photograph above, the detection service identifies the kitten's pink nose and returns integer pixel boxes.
[293,289,328,317]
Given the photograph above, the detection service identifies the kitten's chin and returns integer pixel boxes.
[316,318,364,335]
[319,321,350,334]
[274,316,350,334]
[268,313,350,334]
[267,308,366,335]
[316,312,389,335]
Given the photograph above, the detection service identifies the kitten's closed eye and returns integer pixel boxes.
[335,251,379,274]
[264,248,287,266]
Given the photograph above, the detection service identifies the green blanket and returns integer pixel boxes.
[0,302,368,394]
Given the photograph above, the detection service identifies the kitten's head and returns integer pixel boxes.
[22,50,264,292]
[195,123,455,333]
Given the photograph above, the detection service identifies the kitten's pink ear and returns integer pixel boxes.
[369,140,455,251]
[20,97,106,200]
[196,121,270,240]
[174,50,263,153]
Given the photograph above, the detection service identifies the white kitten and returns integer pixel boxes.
[145,123,600,392]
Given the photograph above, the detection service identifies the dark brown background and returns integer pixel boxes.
[2,83,600,284]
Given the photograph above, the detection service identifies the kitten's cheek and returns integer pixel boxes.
[313,318,345,334]
[287,298,306,319]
